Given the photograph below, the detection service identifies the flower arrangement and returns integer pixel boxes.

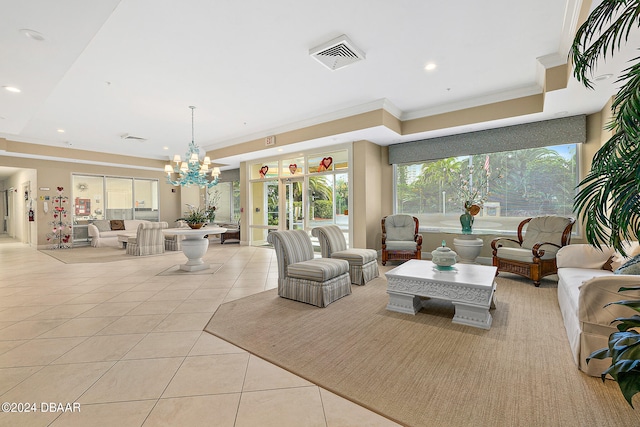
[457,163,501,216]
[206,190,221,222]
[177,204,209,228]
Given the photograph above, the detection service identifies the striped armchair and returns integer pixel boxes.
[126,222,168,256]
[311,225,379,285]
[267,230,351,307]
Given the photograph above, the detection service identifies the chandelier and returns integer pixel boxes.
[164,106,220,188]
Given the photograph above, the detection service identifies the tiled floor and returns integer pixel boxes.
[0,236,398,427]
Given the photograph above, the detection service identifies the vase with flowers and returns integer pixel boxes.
[457,162,499,234]
[177,204,210,229]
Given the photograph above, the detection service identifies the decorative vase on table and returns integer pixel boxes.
[460,201,476,234]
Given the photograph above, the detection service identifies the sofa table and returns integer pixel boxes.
[385,259,497,329]
[162,226,226,271]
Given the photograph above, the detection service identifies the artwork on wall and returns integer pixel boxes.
[289,164,297,175]
[259,165,269,178]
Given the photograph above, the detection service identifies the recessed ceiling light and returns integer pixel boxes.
[20,29,45,41]
[595,73,613,81]
[3,86,21,93]
[163,146,169,150]
[425,63,437,71]
[57,129,65,133]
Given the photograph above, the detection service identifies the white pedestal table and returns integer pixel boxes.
[385,259,497,329]
[163,226,226,272]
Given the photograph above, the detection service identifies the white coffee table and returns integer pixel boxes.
[385,259,497,329]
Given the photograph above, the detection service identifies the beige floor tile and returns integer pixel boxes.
[0,366,42,395]
[127,300,182,315]
[1,361,114,403]
[0,340,27,356]
[40,317,118,338]
[186,288,229,300]
[49,400,156,427]
[97,314,166,335]
[143,394,240,427]
[80,358,183,404]
[28,304,99,320]
[76,302,141,318]
[162,353,249,397]
[197,278,236,289]
[0,306,52,322]
[123,331,200,359]
[188,332,246,356]
[152,312,213,332]
[0,337,87,367]
[106,291,158,303]
[223,287,264,303]
[320,389,402,427]
[65,292,122,304]
[28,294,80,306]
[243,355,312,392]
[52,334,145,364]
[172,299,221,314]
[147,290,194,301]
[0,409,60,427]
[235,386,326,427]
[0,319,68,340]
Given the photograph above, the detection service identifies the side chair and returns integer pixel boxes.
[381,214,422,265]
[491,215,575,286]
[267,229,351,307]
[311,225,379,285]
[126,221,168,256]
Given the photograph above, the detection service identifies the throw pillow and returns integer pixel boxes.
[93,220,111,232]
[110,220,125,231]
[615,254,640,275]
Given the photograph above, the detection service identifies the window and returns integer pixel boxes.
[394,144,578,233]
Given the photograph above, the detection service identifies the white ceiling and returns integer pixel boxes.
[0,0,635,173]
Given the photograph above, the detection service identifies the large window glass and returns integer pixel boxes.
[395,144,578,232]
[134,179,159,221]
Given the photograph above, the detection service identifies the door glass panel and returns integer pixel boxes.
[106,177,133,220]
[134,179,159,221]
[308,175,333,228]
[285,179,304,230]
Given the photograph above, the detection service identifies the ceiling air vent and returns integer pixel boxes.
[309,35,365,71]
[120,134,147,142]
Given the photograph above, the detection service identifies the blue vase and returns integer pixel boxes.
[460,211,473,234]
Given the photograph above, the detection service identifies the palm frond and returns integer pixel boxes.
[571,0,640,88]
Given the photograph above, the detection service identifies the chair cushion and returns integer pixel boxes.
[385,215,415,241]
[615,254,640,275]
[331,248,377,265]
[288,258,349,282]
[521,216,571,250]
[497,246,557,263]
[385,240,418,251]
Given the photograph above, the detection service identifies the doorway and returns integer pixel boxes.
[283,178,304,230]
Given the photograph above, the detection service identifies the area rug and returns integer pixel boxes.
[204,273,640,427]
[40,246,176,264]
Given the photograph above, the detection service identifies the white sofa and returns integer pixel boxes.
[556,244,640,377]
[88,220,150,248]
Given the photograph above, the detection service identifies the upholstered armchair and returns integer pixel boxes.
[381,215,423,265]
[267,230,351,307]
[311,225,379,285]
[126,221,168,256]
[491,216,575,286]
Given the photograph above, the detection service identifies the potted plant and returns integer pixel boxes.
[587,286,640,407]
[571,0,640,406]
[177,204,209,229]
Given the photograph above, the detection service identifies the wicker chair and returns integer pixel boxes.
[311,225,379,285]
[381,215,422,265]
[267,230,351,307]
[126,221,168,256]
[491,215,575,286]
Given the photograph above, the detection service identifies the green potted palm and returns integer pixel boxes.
[572,0,640,406]
[177,204,209,229]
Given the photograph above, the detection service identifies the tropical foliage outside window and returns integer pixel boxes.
[395,144,578,232]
